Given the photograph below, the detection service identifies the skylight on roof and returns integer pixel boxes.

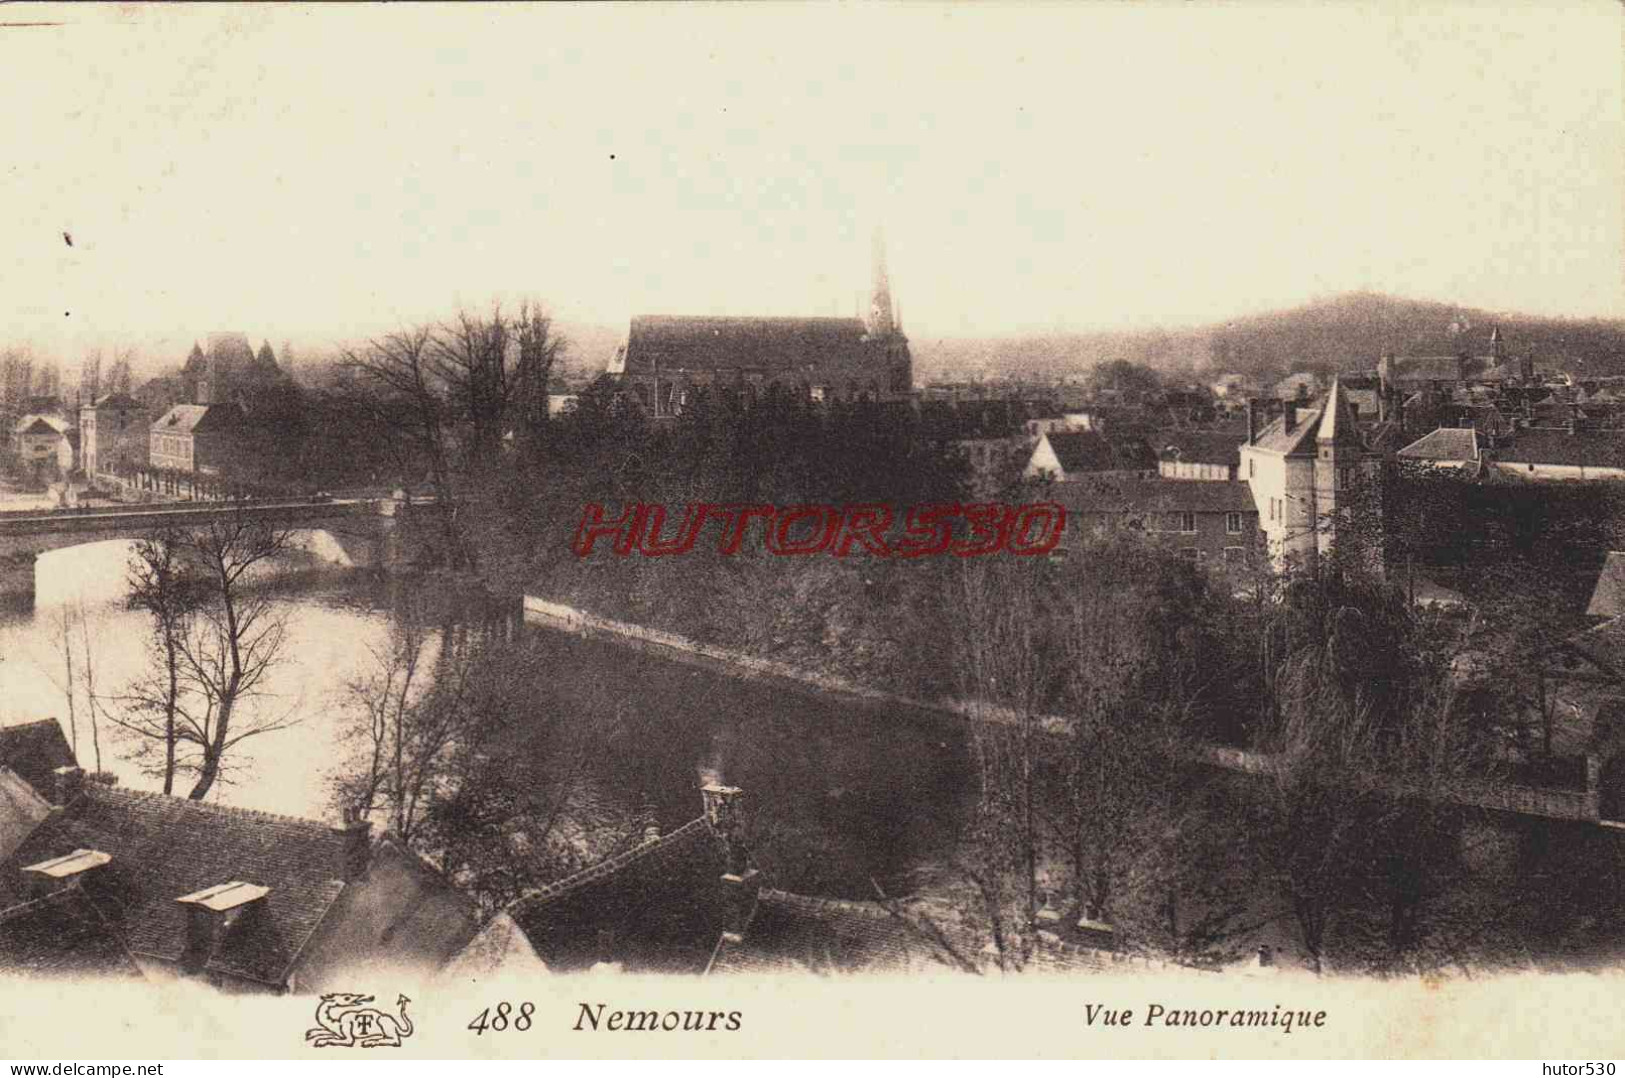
[23,849,112,879]
[176,881,271,912]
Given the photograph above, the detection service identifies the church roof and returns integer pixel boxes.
[619,315,879,377]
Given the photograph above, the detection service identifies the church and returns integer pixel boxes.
[605,232,913,417]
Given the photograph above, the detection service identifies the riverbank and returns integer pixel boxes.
[522,594,1068,735]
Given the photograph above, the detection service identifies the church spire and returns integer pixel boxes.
[868,227,895,337]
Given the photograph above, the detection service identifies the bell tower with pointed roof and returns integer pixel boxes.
[1313,377,1365,560]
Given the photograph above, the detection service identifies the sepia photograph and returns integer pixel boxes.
[0,0,1623,1063]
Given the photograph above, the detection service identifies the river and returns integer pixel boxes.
[0,539,972,899]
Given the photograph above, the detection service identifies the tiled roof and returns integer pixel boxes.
[1045,431,1157,474]
[506,817,737,974]
[1495,431,1625,469]
[1054,477,1258,515]
[0,785,351,987]
[150,403,245,435]
[1588,553,1625,618]
[0,767,50,865]
[620,316,878,376]
[0,720,76,799]
[1154,429,1246,467]
[441,912,550,983]
[291,836,478,991]
[1247,405,1322,456]
[1398,427,1480,463]
[1364,420,1410,455]
[1343,387,1381,421]
[0,887,141,980]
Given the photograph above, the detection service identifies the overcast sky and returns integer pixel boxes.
[3,2,1621,366]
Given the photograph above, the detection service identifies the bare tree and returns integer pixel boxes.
[113,531,201,793]
[342,301,569,571]
[109,517,298,800]
[343,325,467,565]
[951,558,1051,971]
[333,612,433,843]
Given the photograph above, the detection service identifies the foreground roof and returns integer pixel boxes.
[0,887,141,980]
[0,767,51,865]
[506,817,737,974]
[0,720,76,799]
[0,785,351,987]
[1588,553,1625,619]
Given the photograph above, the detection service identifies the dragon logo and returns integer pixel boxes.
[305,991,416,1048]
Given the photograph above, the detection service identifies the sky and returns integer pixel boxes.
[2,1,1622,370]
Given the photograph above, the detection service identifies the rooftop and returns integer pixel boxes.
[0,784,353,987]
[0,720,75,800]
[1398,426,1481,463]
[1154,428,1246,467]
[1054,477,1259,515]
[619,315,883,377]
[1043,430,1158,474]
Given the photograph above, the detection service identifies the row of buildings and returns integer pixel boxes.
[999,329,1625,574]
[7,334,294,489]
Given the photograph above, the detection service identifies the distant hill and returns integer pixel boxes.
[912,293,1625,384]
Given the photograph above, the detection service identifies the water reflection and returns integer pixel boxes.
[1,541,971,897]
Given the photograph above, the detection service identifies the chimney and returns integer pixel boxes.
[1282,400,1298,434]
[333,807,372,881]
[1245,398,1259,445]
[176,881,270,974]
[702,784,761,934]
[51,765,84,807]
[1255,944,1275,969]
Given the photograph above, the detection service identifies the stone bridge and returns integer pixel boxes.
[0,496,425,610]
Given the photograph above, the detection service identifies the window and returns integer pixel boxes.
[1179,548,1199,561]
[1226,512,1243,534]
[1179,511,1195,533]
[1248,459,1255,479]
[1223,546,1246,563]
[1338,467,1352,490]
